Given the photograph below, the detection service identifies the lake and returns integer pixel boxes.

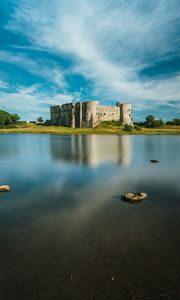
[0,134,180,300]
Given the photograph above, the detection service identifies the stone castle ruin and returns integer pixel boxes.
[50,101,132,128]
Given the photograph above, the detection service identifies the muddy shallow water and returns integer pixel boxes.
[0,134,180,300]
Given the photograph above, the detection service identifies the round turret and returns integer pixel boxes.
[82,101,99,127]
[120,104,133,125]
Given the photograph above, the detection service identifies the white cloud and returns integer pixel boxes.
[0,80,9,89]
[5,0,180,109]
[0,50,67,89]
[0,84,73,119]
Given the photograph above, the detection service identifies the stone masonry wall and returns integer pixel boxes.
[50,101,133,127]
[98,106,120,122]
[81,101,99,128]
[50,106,61,125]
[61,103,75,127]
[120,103,133,125]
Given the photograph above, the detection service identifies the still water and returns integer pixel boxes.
[0,134,180,300]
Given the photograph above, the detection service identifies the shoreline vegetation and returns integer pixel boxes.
[1,110,180,134]
[0,122,180,135]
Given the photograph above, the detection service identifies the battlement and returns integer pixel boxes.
[50,101,133,128]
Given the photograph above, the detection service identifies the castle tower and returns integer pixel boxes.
[71,104,75,128]
[82,101,99,128]
[120,103,133,125]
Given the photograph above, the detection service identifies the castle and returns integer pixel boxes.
[50,101,132,128]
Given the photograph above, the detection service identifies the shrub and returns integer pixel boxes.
[5,124,18,129]
[124,124,133,132]
[98,121,121,128]
[134,124,141,131]
[173,119,180,125]
[37,116,44,122]
[43,120,51,126]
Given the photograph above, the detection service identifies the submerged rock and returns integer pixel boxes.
[121,192,148,204]
[0,185,11,193]
[108,276,115,281]
[150,159,159,163]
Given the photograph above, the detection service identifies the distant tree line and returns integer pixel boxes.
[135,115,180,128]
[166,119,180,125]
[0,110,20,127]
[37,116,44,123]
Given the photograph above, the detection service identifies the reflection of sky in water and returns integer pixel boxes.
[0,135,180,299]
[0,135,180,220]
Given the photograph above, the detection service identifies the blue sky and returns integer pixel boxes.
[0,0,180,121]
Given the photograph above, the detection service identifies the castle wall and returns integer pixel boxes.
[61,103,75,127]
[50,106,61,125]
[50,101,133,128]
[98,106,120,122]
[75,102,82,128]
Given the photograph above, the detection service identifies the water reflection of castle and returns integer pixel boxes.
[50,135,131,167]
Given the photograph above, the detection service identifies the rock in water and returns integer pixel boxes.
[121,192,148,203]
[0,185,11,193]
[150,159,159,163]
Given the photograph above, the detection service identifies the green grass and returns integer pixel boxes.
[0,123,180,135]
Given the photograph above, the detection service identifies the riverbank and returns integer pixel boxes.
[0,123,180,134]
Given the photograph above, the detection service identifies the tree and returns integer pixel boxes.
[166,119,180,125]
[145,115,156,127]
[37,117,43,122]
[11,114,20,123]
[173,119,180,125]
[157,119,164,127]
[0,110,20,126]
[145,115,164,128]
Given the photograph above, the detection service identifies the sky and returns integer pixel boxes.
[0,0,180,121]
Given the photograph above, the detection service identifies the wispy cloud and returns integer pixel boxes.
[0,50,67,89]
[0,79,9,89]
[0,84,73,119]
[2,0,180,117]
